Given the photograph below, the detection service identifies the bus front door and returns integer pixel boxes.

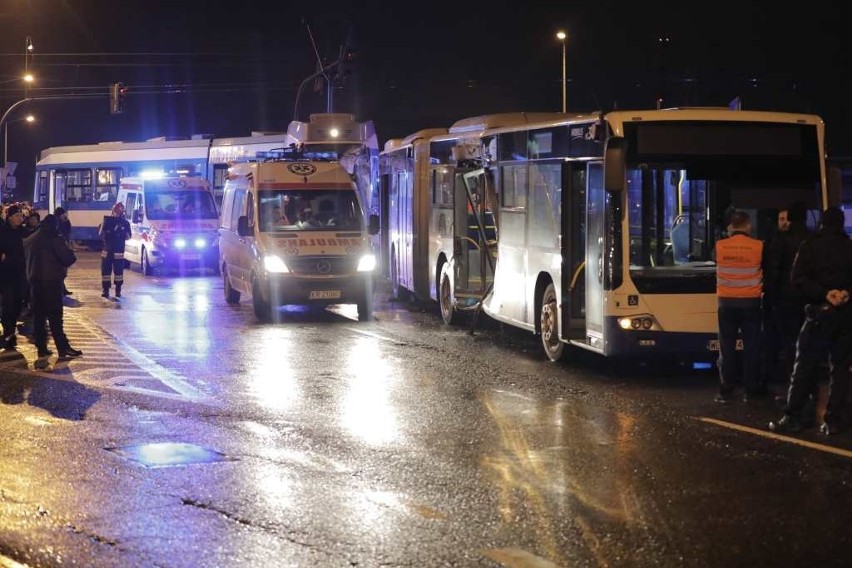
[585,162,605,351]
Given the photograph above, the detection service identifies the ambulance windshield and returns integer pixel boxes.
[258,189,363,231]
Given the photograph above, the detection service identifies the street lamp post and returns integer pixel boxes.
[556,31,567,113]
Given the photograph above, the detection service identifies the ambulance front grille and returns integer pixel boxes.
[286,256,356,276]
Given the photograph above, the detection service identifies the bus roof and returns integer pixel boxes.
[448,112,568,134]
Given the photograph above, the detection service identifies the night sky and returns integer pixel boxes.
[0,0,848,200]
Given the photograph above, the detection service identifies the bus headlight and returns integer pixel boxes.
[356,253,377,272]
[617,315,657,331]
[174,237,187,249]
[263,255,290,273]
[194,237,206,249]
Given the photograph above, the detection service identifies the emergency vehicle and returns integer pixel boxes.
[218,149,380,321]
[116,175,220,275]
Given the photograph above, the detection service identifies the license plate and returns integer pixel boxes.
[180,253,201,260]
[309,290,341,300]
[707,339,744,351]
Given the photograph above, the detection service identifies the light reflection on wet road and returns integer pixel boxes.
[0,251,850,567]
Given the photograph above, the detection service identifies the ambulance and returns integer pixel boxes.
[218,150,380,321]
[116,175,220,276]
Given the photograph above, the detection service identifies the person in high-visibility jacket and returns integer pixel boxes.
[714,210,766,404]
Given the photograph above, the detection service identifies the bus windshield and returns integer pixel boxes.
[258,189,363,232]
[145,191,218,220]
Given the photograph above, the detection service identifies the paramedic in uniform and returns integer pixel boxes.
[98,202,132,299]
[713,210,766,404]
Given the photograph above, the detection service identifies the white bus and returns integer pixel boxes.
[33,137,212,247]
[383,108,830,362]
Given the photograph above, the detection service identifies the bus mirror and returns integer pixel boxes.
[237,215,251,237]
[604,137,626,193]
[368,214,380,236]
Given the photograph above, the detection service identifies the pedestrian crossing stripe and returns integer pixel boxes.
[0,311,209,402]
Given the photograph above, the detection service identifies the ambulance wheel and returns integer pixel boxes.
[439,263,459,325]
[223,266,240,304]
[357,295,373,322]
[141,249,155,276]
[540,282,565,362]
[252,277,272,322]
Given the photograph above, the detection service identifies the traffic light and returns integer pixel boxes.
[110,82,127,114]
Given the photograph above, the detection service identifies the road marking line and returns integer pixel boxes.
[348,328,405,344]
[696,416,852,459]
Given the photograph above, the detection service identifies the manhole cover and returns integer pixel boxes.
[107,442,235,468]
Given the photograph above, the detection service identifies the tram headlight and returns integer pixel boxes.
[356,253,376,272]
[263,255,290,273]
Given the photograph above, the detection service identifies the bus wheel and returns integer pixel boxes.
[252,278,272,323]
[141,248,155,276]
[540,282,565,362]
[439,263,458,325]
[223,266,240,304]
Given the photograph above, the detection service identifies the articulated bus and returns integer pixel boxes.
[33,137,212,246]
[382,108,830,362]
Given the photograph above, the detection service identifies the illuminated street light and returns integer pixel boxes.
[23,73,34,83]
[556,31,567,113]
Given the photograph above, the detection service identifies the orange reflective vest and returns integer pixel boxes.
[715,232,763,301]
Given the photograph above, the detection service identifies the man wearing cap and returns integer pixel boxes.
[98,202,132,300]
[0,205,28,349]
[770,207,852,435]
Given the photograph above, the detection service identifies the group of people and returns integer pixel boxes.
[0,203,81,359]
[713,204,852,436]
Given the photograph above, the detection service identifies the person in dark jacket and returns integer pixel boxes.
[769,207,852,435]
[54,206,73,296]
[761,203,813,387]
[22,214,82,359]
[98,202,131,300]
[0,205,29,349]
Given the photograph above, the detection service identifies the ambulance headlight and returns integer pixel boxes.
[356,253,376,272]
[263,255,290,273]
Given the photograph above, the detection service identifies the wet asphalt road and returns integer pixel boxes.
[0,251,850,567]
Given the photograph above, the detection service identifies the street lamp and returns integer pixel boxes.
[556,31,567,113]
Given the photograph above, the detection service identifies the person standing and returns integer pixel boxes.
[22,214,82,359]
[54,207,73,296]
[0,205,28,349]
[714,210,766,404]
[770,207,852,435]
[98,202,131,300]
[762,203,812,387]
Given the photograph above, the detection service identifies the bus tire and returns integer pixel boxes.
[540,282,565,362]
[439,263,459,325]
[252,277,272,323]
[141,248,155,276]
[223,266,240,304]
